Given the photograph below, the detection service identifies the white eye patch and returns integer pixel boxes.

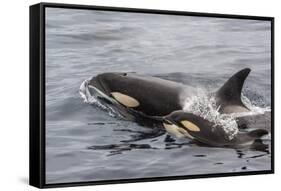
[163,122,194,139]
[111,92,139,108]
[180,120,200,132]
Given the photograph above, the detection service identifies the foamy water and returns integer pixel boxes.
[183,94,239,140]
[183,93,271,140]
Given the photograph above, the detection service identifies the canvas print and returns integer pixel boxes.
[45,7,272,184]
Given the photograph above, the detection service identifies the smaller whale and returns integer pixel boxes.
[162,110,268,148]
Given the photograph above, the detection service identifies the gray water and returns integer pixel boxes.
[45,8,272,184]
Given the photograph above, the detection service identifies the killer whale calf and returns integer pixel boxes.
[162,110,268,148]
[81,68,268,147]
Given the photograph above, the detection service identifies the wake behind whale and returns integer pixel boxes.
[79,68,270,148]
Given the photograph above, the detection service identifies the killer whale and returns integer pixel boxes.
[87,68,250,118]
[162,110,268,148]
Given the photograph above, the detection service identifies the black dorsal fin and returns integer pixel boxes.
[216,68,251,105]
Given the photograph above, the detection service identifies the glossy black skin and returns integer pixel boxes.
[164,111,268,147]
[89,68,251,118]
[89,72,195,116]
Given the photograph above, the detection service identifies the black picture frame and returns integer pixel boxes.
[30,2,274,189]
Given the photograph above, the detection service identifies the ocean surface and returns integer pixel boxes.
[45,8,272,184]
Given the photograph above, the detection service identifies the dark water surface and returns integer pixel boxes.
[45,8,271,184]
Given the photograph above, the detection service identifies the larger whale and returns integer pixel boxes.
[86,68,251,117]
[81,68,268,147]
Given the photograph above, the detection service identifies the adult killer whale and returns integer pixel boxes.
[86,68,251,117]
[81,68,268,147]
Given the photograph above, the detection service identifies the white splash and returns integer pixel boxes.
[183,92,238,140]
[79,79,97,104]
[182,90,271,140]
[79,79,122,118]
[240,94,271,115]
